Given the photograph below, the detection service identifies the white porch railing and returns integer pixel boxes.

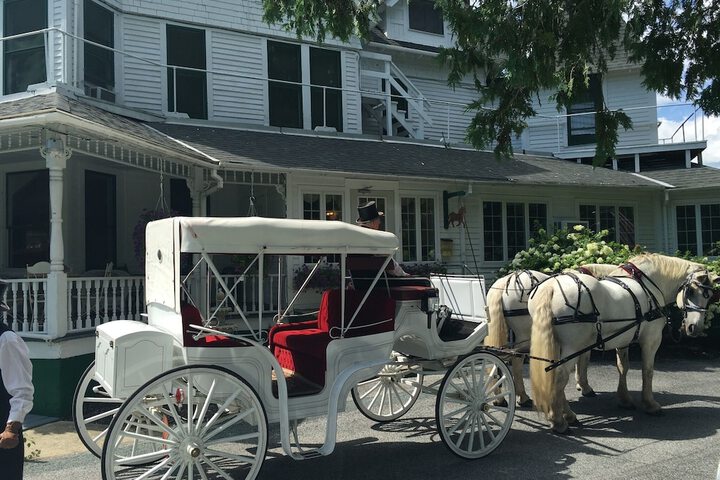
[0,278,48,337]
[67,276,145,334]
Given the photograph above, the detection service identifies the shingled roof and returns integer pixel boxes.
[149,123,663,188]
[637,164,720,190]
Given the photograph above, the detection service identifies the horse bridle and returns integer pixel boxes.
[677,270,714,319]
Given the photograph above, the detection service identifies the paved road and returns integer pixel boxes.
[25,353,720,479]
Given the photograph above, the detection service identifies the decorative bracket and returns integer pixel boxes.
[443,190,466,229]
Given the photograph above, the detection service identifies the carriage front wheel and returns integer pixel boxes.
[72,361,124,457]
[101,365,268,480]
[435,351,515,459]
[352,360,423,422]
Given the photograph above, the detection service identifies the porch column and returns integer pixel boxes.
[41,138,72,339]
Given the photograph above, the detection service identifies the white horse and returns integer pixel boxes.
[529,253,718,433]
[485,264,617,407]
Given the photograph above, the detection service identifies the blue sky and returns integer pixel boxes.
[656,94,720,168]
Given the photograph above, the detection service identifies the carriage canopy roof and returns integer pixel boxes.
[152,216,400,254]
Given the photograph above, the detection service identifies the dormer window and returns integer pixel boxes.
[409,0,444,35]
[567,73,602,146]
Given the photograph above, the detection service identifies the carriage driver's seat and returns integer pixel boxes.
[180,302,237,347]
[268,289,396,387]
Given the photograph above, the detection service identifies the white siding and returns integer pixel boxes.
[117,0,359,48]
[525,69,658,154]
[121,16,164,112]
[407,77,475,144]
[50,0,67,84]
[342,50,362,134]
[210,31,265,124]
[383,0,454,48]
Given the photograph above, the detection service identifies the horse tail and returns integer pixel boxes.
[485,275,510,348]
[529,281,558,417]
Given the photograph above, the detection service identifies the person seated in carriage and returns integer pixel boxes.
[355,201,409,278]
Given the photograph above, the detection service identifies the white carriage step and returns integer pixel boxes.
[298,450,323,459]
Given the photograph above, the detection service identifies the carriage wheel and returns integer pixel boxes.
[101,365,268,480]
[72,361,124,457]
[435,352,515,459]
[352,361,423,422]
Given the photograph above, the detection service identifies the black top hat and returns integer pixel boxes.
[356,201,384,223]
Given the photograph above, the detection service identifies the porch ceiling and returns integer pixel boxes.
[0,92,216,177]
[149,123,664,189]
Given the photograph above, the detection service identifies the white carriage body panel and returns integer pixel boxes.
[431,275,487,322]
[95,320,174,398]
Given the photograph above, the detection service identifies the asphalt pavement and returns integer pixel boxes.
[24,352,720,479]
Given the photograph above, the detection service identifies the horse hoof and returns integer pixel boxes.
[568,418,582,427]
[552,426,572,436]
[518,398,533,409]
[494,399,509,408]
[581,390,597,398]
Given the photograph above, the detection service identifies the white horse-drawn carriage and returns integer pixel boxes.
[72,217,515,480]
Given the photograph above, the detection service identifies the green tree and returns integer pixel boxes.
[263,0,719,165]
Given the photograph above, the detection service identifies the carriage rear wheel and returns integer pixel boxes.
[72,361,124,457]
[435,351,515,459]
[101,365,268,480]
[352,361,423,422]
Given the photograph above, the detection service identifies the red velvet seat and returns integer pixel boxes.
[181,303,237,347]
[270,289,396,386]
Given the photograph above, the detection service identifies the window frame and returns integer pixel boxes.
[2,0,48,95]
[567,73,602,146]
[266,40,344,132]
[166,23,208,120]
[400,193,438,263]
[482,200,550,263]
[6,169,50,268]
[578,203,636,245]
[407,0,445,35]
[83,0,115,101]
[674,202,720,257]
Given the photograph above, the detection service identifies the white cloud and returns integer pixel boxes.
[656,93,720,169]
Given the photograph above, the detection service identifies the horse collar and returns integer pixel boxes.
[576,266,594,277]
[621,262,644,280]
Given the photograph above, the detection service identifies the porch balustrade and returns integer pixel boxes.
[67,276,145,333]
[0,278,48,337]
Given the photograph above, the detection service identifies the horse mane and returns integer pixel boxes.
[628,253,703,281]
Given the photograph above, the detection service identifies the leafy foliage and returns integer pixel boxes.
[498,225,639,276]
[262,0,720,165]
[293,263,342,290]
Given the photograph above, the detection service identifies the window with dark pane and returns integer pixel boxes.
[401,197,417,262]
[676,205,697,255]
[85,171,117,270]
[618,206,635,246]
[579,204,596,231]
[599,205,616,241]
[567,74,601,146]
[419,198,435,261]
[483,201,503,261]
[700,204,720,255]
[529,203,547,236]
[268,41,302,128]
[6,170,49,267]
[310,48,342,132]
[408,0,444,34]
[166,25,207,119]
[84,0,115,100]
[3,0,47,94]
[303,193,321,220]
[325,194,342,221]
[170,178,192,216]
[506,202,525,259]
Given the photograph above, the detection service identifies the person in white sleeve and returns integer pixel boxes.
[0,280,34,480]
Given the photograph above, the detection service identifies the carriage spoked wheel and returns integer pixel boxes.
[72,361,124,457]
[101,365,268,480]
[351,359,424,422]
[435,352,515,459]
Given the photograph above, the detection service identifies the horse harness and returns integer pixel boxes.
[501,269,545,318]
[543,264,668,371]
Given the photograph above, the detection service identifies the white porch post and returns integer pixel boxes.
[41,138,72,339]
[188,166,206,311]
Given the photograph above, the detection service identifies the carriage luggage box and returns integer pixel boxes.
[95,320,173,398]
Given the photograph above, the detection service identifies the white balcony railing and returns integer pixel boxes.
[67,276,145,334]
[0,278,48,337]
